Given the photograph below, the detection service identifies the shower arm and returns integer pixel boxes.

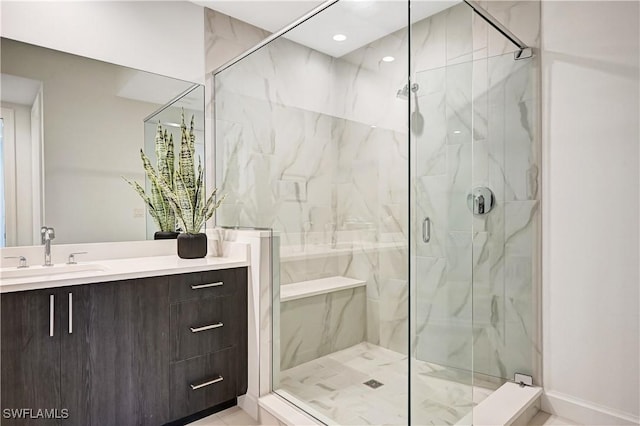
[463,0,533,60]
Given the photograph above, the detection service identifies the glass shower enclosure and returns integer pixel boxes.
[214,0,539,424]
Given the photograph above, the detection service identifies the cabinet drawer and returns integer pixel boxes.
[170,347,237,421]
[171,295,238,361]
[169,269,240,303]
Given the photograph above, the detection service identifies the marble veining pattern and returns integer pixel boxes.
[204,8,271,74]
[210,0,541,399]
[276,342,496,426]
[412,46,540,379]
[279,287,366,370]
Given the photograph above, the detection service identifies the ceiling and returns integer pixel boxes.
[0,74,41,105]
[194,1,324,33]
[195,0,460,58]
[115,69,201,110]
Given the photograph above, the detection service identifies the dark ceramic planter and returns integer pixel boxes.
[177,233,207,259]
[154,231,179,240]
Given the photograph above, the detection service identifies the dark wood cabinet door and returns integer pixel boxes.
[61,277,170,426]
[1,289,62,426]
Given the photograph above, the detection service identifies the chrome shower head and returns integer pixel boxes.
[396,86,408,100]
[396,83,419,100]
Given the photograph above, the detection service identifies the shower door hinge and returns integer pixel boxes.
[514,47,534,60]
[514,373,533,387]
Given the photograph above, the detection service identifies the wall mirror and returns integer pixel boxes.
[0,37,204,247]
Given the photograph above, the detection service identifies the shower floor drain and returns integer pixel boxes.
[363,379,384,389]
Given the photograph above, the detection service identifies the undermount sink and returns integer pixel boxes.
[0,263,106,280]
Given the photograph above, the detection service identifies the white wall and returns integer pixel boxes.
[0,1,205,83]
[541,1,639,424]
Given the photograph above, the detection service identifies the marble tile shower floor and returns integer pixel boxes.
[276,342,497,426]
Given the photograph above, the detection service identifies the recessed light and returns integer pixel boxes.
[371,125,377,129]
[333,34,347,42]
[453,130,462,134]
[382,56,395,62]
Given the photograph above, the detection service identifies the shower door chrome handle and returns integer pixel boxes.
[422,217,431,243]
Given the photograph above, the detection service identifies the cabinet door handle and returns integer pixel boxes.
[190,376,223,390]
[49,294,54,337]
[190,281,223,290]
[68,293,73,334]
[190,322,223,333]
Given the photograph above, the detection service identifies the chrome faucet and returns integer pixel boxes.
[41,226,55,266]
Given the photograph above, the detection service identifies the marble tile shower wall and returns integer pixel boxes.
[213,14,413,369]
[211,1,540,378]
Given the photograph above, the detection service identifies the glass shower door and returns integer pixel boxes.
[470,50,540,384]
[410,2,477,424]
[409,1,540,423]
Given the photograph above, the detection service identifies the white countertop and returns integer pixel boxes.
[0,252,249,293]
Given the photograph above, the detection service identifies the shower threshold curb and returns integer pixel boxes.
[457,381,543,426]
[259,393,325,426]
[263,381,540,425]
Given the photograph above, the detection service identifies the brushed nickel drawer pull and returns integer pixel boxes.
[190,322,224,333]
[49,294,54,337]
[190,376,223,390]
[190,281,223,290]
[68,292,73,334]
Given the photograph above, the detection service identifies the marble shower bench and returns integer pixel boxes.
[280,276,366,302]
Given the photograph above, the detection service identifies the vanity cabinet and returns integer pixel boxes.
[0,267,248,426]
[61,277,171,425]
[167,268,247,421]
[1,278,170,425]
[1,288,62,426]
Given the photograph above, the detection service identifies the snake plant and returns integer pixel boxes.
[144,111,225,234]
[124,124,176,232]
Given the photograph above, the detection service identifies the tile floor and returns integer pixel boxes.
[191,406,579,426]
[529,411,579,425]
[274,342,498,425]
[188,406,262,426]
[189,400,579,426]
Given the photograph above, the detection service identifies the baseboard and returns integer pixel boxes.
[163,398,237,426]
[542,391,639,425]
